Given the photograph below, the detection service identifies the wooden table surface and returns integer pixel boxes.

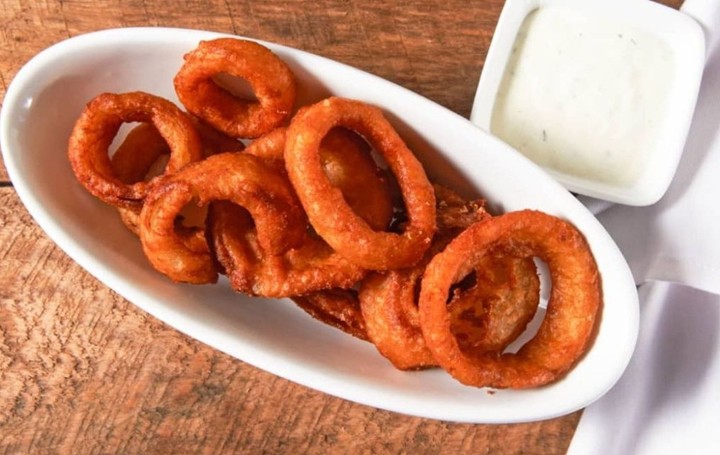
[0,0,682,453]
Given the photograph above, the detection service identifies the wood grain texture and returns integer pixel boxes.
[0,0,684,453]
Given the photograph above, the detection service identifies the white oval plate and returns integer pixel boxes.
[0,27,639,423]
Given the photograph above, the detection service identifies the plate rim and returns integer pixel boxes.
[0,26,640,423]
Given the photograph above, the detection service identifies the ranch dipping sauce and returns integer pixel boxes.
[490,6,675,187]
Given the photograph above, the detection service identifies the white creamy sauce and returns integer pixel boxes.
[490,6,675,187]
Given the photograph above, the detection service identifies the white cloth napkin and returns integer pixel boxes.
[567,2,720,453]
[567,282,720,454]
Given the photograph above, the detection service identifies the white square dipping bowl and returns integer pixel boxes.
[471,0,705,206]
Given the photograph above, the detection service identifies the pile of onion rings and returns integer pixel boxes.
[67,37,602,389]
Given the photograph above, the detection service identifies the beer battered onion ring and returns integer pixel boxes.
[68,91,203,208]
[284,97,436,270]
[359,186,540,370]
[360,254,540,371]
[419,210,601,389]
[174,38,296,139]
[140,152,306,284]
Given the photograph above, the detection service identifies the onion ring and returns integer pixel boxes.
[174,38,296,139]
[284,97,436,270]
[419,210,601,389]
[68,91,203,208]
[360,254,539,370]
[140,152,305,284]
[358,185,537,370]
